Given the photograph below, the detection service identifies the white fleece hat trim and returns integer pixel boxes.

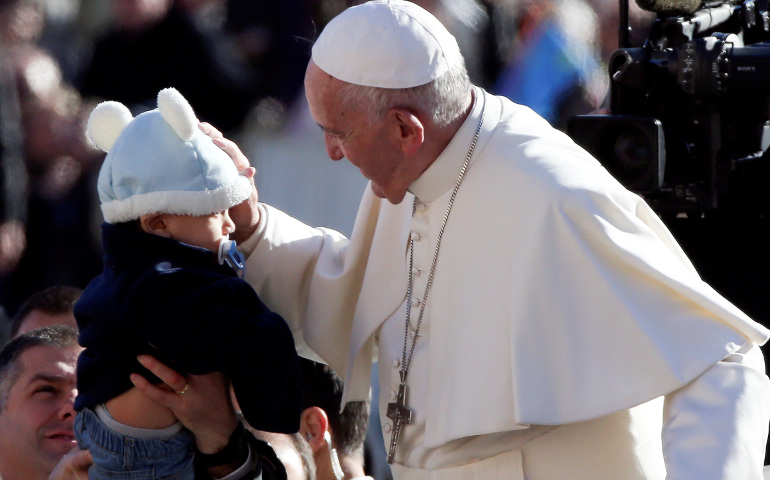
[101,175,252,224]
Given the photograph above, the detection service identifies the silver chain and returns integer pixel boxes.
[400,103,486,384]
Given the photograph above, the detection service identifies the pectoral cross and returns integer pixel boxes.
[386,382,412,464]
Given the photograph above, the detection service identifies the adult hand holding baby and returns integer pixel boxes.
[130,355,244,479]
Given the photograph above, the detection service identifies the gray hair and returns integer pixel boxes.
[0,325,79,410]
[337,59,472,128]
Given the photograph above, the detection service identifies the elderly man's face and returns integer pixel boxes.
[305,61,412,204]
[0,345,79,480]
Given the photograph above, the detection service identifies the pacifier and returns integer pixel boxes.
[218,238,246,277]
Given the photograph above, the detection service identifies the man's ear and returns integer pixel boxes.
[299,406,329,454]
[139,213,171,237]
[389,108,424,156]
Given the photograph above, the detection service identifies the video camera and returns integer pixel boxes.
[568,0,770,217]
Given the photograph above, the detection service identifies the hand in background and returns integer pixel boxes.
[0,220,26,274]
[48,448,91,480]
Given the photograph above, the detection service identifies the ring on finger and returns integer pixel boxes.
[176,383,190,395]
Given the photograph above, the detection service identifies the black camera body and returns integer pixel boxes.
[569,0,770,216]
[569,2,770,417]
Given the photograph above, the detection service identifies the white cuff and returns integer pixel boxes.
[663,341,770,479]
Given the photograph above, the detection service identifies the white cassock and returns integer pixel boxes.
[240,87,770,479]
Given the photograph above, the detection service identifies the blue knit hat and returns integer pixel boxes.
[87,88,252,224]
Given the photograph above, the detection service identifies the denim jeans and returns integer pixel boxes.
[75,408,195,480]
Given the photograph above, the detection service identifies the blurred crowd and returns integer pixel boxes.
[0,0,656,329]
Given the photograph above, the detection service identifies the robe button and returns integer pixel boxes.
[410,297,422,308]
[392,358,400,369]
[389,390,398,401]
[410,232,422,242]
[411,267,422,277]
[383,423,392,433]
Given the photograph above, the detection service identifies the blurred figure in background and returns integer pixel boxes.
[0,50,27,287]
[76,0,261,134]
[34,0,109,84]
[0,44,102,317]
[0,0,102,318]
[222,0,316,129]
[587,0,656,62]
[491,0,606,130]
[0,0,39,324]
[407,0,493,88]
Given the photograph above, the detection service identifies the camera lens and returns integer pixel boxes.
[594,121,658,189]
[568,115,664,193]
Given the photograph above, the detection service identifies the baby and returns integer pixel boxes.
[73,88,301,479]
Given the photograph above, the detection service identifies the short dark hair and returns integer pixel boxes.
[299,359,370,456]
[10,286,82,337]
[0,325,79,410]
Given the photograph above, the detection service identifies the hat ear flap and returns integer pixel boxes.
[87,101,133,152]
[157,87,197,142]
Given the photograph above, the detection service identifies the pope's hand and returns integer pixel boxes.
[200,122,261,244]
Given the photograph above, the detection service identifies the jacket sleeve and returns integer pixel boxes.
[662,341,770,479]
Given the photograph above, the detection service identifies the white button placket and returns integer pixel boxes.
[407,201,430,377]
[388,355,401,392]
[409,199,430,332]
[386,348,401,433]
[386,199,431,436]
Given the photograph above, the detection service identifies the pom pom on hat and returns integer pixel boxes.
[157,87,197,141]
[87,101,133,151]
[91,88,252,223]
[311,0,462,88]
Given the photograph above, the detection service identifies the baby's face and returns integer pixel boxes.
[162,211,235,252]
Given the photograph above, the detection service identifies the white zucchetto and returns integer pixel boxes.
[311,0,462,89]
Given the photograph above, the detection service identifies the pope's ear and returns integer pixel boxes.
[139,213,171,237]
[389,108,424,156]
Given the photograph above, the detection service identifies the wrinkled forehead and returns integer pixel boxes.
[305,61,343,99]
[304,62,347,122]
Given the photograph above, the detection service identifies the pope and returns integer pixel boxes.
[167,1,770,478]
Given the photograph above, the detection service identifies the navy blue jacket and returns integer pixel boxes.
[74,222,301,433]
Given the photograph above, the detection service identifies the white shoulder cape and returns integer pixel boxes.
[244,88,769,448]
